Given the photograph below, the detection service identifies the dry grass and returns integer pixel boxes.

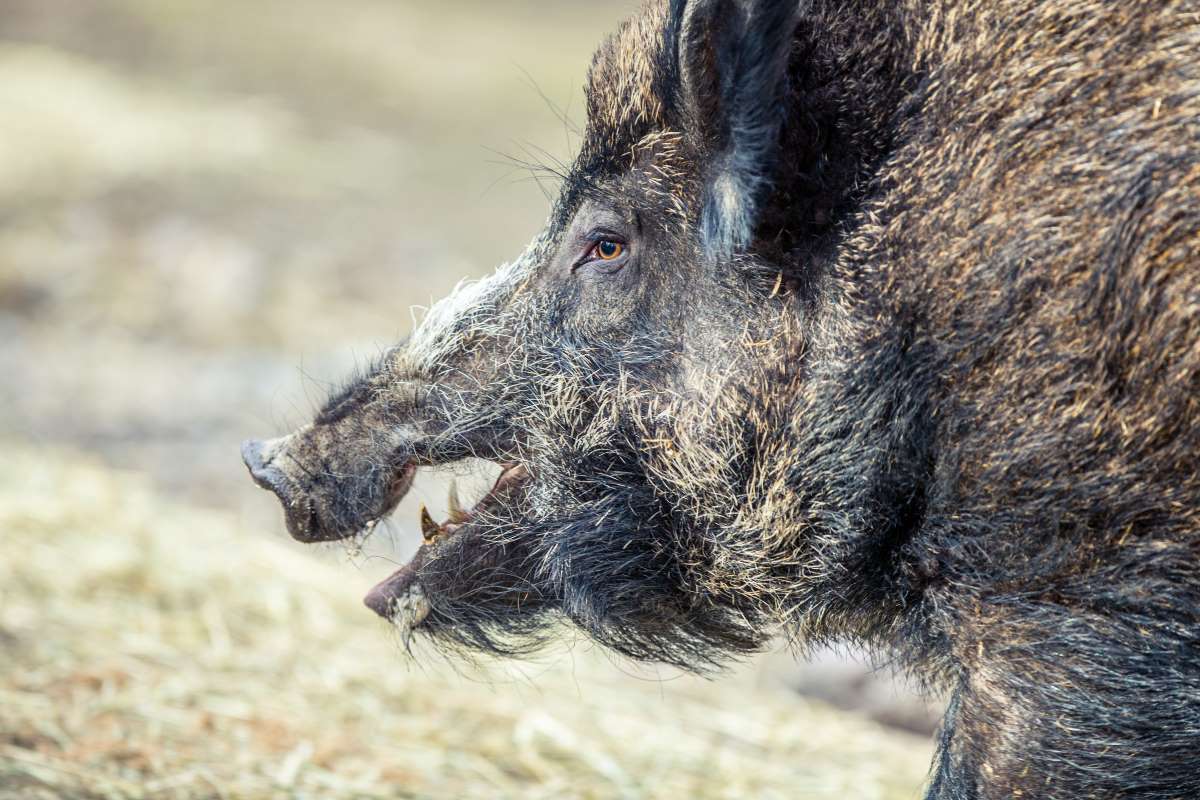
[0,446,933,799]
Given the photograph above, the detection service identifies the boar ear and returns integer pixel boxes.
[674,0,799,257]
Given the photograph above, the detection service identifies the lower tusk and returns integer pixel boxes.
[419,504,443,544]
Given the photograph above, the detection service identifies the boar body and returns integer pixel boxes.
[246,1,1200,796]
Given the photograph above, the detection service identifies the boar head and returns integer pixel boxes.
[243,0,895,670]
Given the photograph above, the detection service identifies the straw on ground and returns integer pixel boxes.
[0,446,932,799]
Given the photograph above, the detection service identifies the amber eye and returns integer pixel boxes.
[593,239,624,261]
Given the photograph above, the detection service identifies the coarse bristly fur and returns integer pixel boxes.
[242,1,1200,797]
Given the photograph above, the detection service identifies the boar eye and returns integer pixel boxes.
[577,237,627,274]
[570,223,631,277]
[593,240,624,260]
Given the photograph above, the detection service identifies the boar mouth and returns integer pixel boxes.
[363,461,532,624]
[421,462,531,541]
[244,433,536,632]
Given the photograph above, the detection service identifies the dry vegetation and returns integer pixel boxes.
[0,446,932,799]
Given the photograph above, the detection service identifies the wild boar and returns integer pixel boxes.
[243,0,1200,796]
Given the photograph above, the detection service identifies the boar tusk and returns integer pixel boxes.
[419,504,442,544]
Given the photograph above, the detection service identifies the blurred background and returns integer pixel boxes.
[0,1,938,797]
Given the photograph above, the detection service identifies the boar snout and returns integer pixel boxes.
[241,435,319,541]
[242,438,282,489]
[241,436,289,496]
[242,423,421,544]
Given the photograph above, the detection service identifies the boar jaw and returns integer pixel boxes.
[363,462,532,624]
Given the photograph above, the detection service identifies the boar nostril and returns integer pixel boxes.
[241,439,266,471]
[242,437,322,541]
[241,438,288,497]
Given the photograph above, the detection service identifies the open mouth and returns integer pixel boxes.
[420,462,530,543]
[363,461,531,623]
[243,435,535,631]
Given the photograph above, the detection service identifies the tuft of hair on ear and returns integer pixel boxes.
[673,0,801,259]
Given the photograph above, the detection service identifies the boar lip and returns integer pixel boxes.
[290,460,417,543]
[382,461,418,512]
[355,461,418,536]
[364,561,424,620]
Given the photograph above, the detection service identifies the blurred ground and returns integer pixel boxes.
[0,0,939,795]
[0,0,623,509]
